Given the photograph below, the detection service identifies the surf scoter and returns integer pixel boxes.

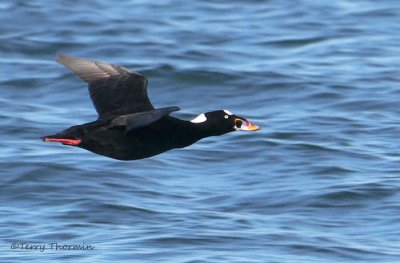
[42,55,260,160]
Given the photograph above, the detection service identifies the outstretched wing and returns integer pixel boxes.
[56,55,154,119]
[109,106,180,133]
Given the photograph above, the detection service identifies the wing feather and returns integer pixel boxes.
[56,55,153,119]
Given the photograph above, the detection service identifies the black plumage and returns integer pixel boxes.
[43,55,260,160]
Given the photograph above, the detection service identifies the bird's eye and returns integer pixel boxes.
[235,119,242,128]
[224,115,229,119]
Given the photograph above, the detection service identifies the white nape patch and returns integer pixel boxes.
[191,113,207,123]
[223,110,233,115]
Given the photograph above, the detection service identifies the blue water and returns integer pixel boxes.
[1,0,400,262]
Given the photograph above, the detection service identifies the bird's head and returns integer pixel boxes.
[191,109,260,135]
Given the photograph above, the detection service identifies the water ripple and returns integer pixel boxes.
[1,0,400,262]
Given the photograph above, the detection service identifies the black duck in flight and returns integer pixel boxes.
[43,55,260,160]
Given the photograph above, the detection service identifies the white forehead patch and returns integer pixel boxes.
[191,113,207,123]
[223,110,233,115]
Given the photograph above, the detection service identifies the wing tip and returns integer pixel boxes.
[56,54,91,65]
[171,106,180,112]
[55,54,75,65]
